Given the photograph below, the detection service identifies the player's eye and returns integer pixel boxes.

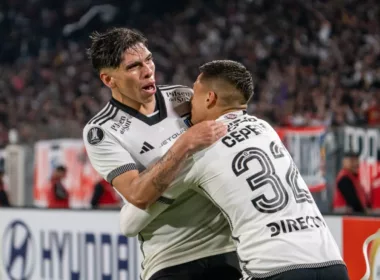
[126,64,137,70]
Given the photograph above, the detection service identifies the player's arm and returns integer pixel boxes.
[120,201,169,237]
[120,174,190,236]
[84,121,226,209]
[112,121,226,209]
[120,172,190,237]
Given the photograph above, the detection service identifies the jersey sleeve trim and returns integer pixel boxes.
[107,163,137,183]
[158,85,190,90]
[88,103,111,125]
[156,196,175,205]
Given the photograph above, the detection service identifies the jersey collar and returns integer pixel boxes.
[217,110,247,121]
[109,87,168,126]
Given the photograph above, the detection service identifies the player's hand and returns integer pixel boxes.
[180,120,227,154]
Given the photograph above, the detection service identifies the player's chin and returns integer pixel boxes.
[139,93,155,104]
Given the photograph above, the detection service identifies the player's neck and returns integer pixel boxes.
[112,91,156,115]
[209,105,247,120]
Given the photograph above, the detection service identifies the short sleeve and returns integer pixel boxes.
[83,124,137,184]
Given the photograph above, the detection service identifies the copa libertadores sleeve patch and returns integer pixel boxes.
[87,127,105,145]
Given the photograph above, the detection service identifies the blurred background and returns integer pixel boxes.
[1,0,380,279]
[1,0,380,213]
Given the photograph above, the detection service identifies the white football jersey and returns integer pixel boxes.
[176,110,344,279]
[83,85,236,280]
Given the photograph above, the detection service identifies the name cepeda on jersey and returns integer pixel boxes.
[222,122,267,148]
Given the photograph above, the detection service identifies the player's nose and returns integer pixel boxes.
[142,63,154,79]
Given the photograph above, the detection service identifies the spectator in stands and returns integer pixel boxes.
[90,179,121,209]
[47,165,69,208]
[366,84,380,126]
[369,152,380,214]
[0,168,10,207]
[333,152,370,214]
[1,0,380,145]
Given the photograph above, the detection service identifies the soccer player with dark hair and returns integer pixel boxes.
[84,28,241,280]
[121,60,349,280]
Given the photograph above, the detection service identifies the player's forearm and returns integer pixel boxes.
[129,140,190,209]
[120,203,150,236]
[120,201,169,237]
[115,121,226,208]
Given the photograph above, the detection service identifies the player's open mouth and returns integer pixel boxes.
[142,83,156,95]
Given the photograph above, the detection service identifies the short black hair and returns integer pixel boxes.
[56,165,67,172]
[199,60,254,103]
[87,27,148,72]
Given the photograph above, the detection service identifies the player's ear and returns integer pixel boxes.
[100,71,116,89]
[206,91,217,108]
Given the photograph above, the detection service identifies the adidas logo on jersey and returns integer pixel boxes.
[140,142,155,154]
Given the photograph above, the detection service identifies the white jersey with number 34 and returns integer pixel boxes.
[176,110,344,279]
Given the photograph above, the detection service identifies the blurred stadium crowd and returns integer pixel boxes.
[0,0,380,149]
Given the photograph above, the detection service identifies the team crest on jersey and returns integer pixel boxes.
[87,127,105,145]
[225,113,238,119]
